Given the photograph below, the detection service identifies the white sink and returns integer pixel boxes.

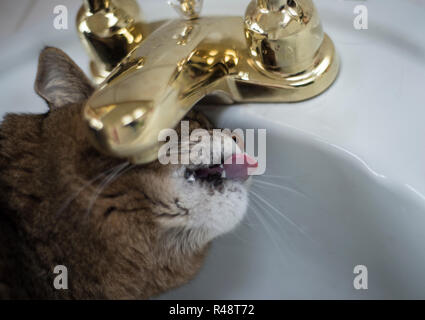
[1,0,425,299]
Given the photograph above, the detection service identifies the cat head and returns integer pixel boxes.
[34,47,250,250]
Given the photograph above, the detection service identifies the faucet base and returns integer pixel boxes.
[232,33,340,103]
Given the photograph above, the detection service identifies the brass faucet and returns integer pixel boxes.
[77,0,339,164]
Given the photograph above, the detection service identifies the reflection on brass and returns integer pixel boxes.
[168,0,204,20]
[80,0,340,164]
[76,0,147,83]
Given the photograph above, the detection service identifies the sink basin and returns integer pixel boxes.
[1,0,425,299]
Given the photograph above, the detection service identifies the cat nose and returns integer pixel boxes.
[223,153,258,180]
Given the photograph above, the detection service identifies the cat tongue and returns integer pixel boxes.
[223,153,258,180]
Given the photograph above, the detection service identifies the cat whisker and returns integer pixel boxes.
[252,179,309,200]
[258,173,312,182]
[248,199,289,264]
[241,212,257,230]
[260,174,296,178]
[228,228,249,245]
[253,179,327,222]
[85,162,131,218]
[250,196,286,234]
[56,163,128,218]
[249,189,310,240]
[259,174,295,180]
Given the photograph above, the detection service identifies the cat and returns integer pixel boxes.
[0,47,249,299]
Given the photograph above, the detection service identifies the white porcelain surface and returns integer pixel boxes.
[1,0,425,299]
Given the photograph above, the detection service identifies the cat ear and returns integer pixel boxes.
[35,47,94,110]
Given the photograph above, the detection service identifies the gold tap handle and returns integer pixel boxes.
[76,0,146,83]
[245,0,324,75]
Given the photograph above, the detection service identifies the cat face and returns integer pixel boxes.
[34,47,249,250]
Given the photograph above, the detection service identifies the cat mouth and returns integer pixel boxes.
[184,153,258,185]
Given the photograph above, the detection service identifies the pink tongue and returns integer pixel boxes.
[223,153,258,180]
